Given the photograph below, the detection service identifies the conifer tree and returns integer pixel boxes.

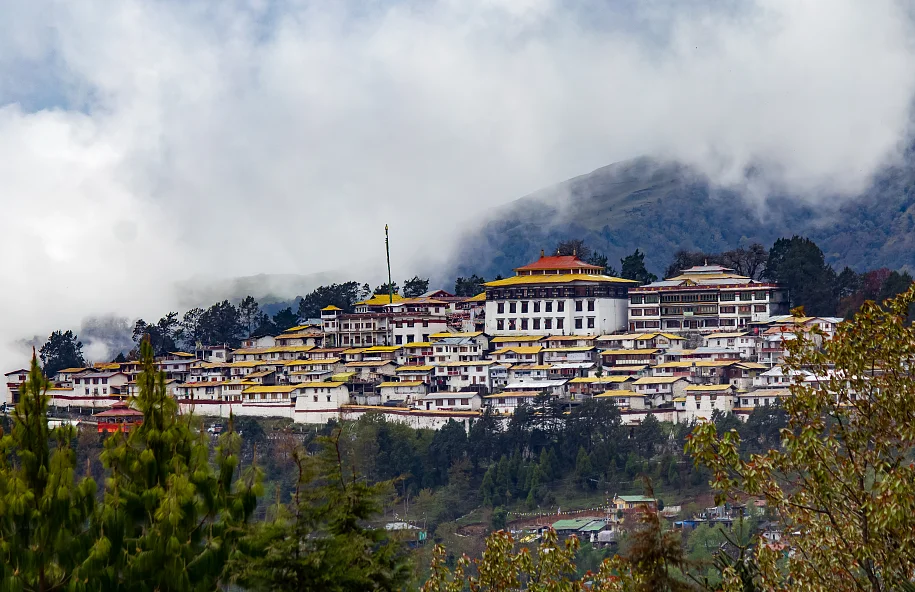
[86,338,260,591]
[0,352,96,591]
[230,430,411,591]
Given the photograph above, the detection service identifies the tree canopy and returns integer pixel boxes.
[39,330,87,376]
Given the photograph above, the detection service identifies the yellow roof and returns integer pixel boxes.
[233,345,315,355]
[356,293,405,306]
[321,305,342,311]
[396,365,434,372]
[285,358,340,366]
[600,349,659,356]
[673,397,687,402]
[465,292,486,302]
[493,346,544,355]
[569,376,632,383]
[633,376,685,384]
[342,348,368,354]
[404,341,434,348]
[686,384,734,392]
[275,332,322,340]
[378,381,425,388]
[57,367,88,374]
[655,360,737,368]
[594,389,642,398]
[95,363,121,370]
[296,382,348,389]
[546,335,596,342]
[706,332,749,339]
[167,352,197,358]
[484,274,637,287]
[635,333,685,341]
[242,384,302,394]
[735,362,768,370]
[510,364,553,370]
[491,335,545,343]
[228,361,266,367]
[331,372,356,381]
[363,345,402,352]
[284,324,317,332]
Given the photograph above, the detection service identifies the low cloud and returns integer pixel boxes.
[1,0,913,369]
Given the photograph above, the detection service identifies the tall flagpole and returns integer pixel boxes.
[385,224,393,304]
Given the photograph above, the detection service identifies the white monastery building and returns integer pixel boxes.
[483,253,634,336]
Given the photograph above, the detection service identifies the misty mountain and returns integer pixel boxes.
[450,157,915,279]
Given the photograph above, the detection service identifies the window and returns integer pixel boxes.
[508,319,517,330]
[521,301,528,313]
[395,335,403,344]
[631,309,642,316]
[326,395,331,402]
[509,302,517,313]
[754,305,767,312]
[533,318,541,330]
[544,319,552,329]
[497,303,505,314]
[448,399,456,406]
[102,388,107,394]
[557,318,564,329]
[720,306,736,314]
[557,301,565,312]
[574,318,583,329]
[497,319,504,330]
[631,295,644,304]
[587,317,595,329]
[587,300,595,311]
[533,301,540,312]
[313,395,318,402]
[521,319,528,330]
[545,301,553,312]
[574,300,582,312]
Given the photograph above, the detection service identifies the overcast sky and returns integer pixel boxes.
[2,0,915,367]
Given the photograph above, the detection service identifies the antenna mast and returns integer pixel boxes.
[385,224,393,304]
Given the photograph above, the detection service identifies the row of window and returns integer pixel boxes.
[489,287,626,300]
[631,291,771,304]
[76,377,110,385]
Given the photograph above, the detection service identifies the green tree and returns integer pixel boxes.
[574,446,595,489]
[39,330,87,377]
[271,307,299,333]
[688,285,915,591]
[490,507,508,532]
[621,249,658,285]
[197,300,244,346]
[454,275,486,297]
[238,296,262,338]
[231,431,411,591]
[0,353,96,591]
[89,338,260,590]
[765,236,837,315]
[402,276,430,298]
[297,282,364,319]
[374,282,400,296]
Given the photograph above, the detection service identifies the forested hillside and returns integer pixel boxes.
[449,157,915,280]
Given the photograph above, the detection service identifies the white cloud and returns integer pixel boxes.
[0,0,914,369]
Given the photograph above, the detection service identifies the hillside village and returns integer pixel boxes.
[3,253,841,430]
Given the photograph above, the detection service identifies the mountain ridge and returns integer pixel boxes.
[449,157,915,280]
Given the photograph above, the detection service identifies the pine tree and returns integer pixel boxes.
[0,352,96,591]
[86,338,260,590]
[230,430,411,591]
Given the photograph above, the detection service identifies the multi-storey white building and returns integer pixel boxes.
[483,254,633,336]
[628,265,789,333]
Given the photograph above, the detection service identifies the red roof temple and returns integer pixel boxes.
[92,400,143,433]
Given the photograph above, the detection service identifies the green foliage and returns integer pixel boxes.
[270,306,299,333]
[297,281,365,319]
[231,431,411,591]
[133,313,181,355]
[765,236,837,315]
[688,284,915,590]
[403,276,430,298]
[374,282,400,296]
[620,249,658,285]
[39,329,87,377]
[453,275,486,297]
[88,339,260,590]
[237,295,262,338]
[0,353,96,591]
